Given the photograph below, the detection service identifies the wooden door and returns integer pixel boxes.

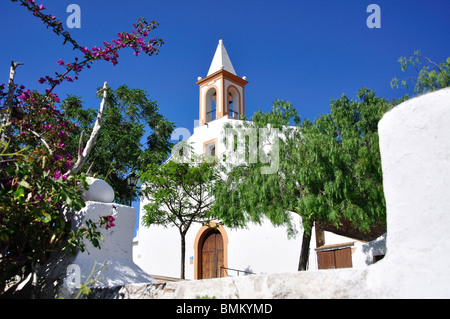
[317,247,352,269]
[201,229,224,279]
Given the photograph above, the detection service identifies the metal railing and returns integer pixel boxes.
[228,109,239,120]
[206,109,216,123]
[220,266,254,277]
[205,109,239,123]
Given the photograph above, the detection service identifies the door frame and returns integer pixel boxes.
[193,221,228,280]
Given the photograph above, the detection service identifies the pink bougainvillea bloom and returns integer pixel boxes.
[103,215,116,229]
[57,59,64,65]
[54,170,61,180]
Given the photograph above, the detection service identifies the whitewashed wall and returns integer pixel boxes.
[367,87,450,298]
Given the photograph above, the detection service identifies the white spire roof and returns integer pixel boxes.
[207,39,236,76]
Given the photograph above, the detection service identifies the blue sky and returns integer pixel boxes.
[2,0,449,129]
[1,0,449,229]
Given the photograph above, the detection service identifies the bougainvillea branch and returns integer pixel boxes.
[11,0,164,95]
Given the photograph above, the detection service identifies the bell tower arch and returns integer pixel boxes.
[197,40,248,125]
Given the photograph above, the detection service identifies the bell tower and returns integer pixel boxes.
[196,40,248,126]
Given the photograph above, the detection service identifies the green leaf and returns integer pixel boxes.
[18,180,31,189]
[14,188,25,200]
[42,212,52,223]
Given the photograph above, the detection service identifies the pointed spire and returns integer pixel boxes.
[207,39,236,76]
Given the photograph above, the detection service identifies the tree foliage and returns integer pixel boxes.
[214,89,396,270]
[63,85,174,204]
[391,50,450,95]
[139,158,219,278]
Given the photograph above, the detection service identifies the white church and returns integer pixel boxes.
[132,40,386,281]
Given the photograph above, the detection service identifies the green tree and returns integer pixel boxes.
[215,91,393,270]
[391,50,450,95]
[139,158,219,279]
[63,85,174,204]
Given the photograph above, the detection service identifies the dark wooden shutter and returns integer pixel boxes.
[334,247,352,268]
[317,247,353,269]
[317,250,336,269]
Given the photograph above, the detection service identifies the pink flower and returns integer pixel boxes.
[103,215,116,229]
[57,59,64,65]
[18,89,31,101]
[38,77,46,84]
[54,170,61,180]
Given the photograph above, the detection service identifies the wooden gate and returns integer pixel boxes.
[201,229,224,279]
[317,247,353,269]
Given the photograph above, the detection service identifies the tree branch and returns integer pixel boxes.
[1,61,23,149]
[28,129,53,155]
[65,81,107,176]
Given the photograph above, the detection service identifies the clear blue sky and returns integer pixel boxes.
[1,0,449,229]
[2,0,449,129]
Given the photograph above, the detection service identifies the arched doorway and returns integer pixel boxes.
[193,222,228,280]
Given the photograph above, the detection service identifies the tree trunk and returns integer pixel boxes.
[180,232,186,279]
[1,61,22,152]
[298,228,312,271]
[65,81,108,176]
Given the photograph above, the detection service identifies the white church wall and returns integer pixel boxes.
[226,214,303,276]
[133,223,187,279]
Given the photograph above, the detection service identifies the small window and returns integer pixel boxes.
[205,141,216,156]
[204,140,217,163]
